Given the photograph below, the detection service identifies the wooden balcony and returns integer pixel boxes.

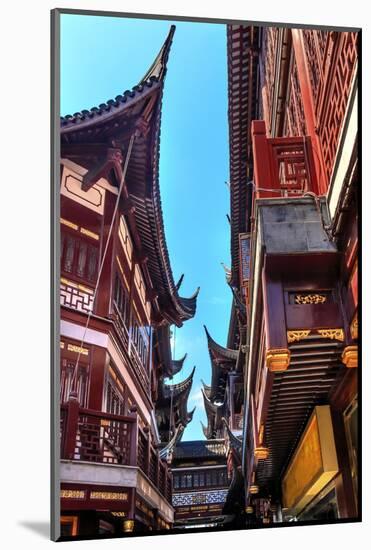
[251,120,319,203]
[60,398,171,502]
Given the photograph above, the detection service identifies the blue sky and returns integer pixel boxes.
[61,14,231,441]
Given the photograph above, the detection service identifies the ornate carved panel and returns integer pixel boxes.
[60,278,94,313]
[313,32,358,184]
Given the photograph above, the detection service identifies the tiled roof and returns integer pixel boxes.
[174,439,226,459]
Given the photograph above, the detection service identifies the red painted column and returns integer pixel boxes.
[251,120,275,200]
[262,265,287,351]
[63,393,80,459]
[87,346,108,411]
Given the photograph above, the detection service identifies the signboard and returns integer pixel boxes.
[282,405,338,514]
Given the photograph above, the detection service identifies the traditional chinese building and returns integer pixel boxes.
[171,439,229,529]
[226,24,359,524]
[59,26,199,538]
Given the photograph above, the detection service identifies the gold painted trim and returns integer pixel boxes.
[67,343,89,356]
[249,485,259,495]
[123,519,134,532]
[80,227,99,240]
[317,328,344,341]
[254,446,270,460]
[61,218,78,231]
[350,313,358,340]
[60,277,94,295]
[294,294,327,304]
[61,490,85,499]
[287,330,311,343]
[90,491,128,501]
[266,348,290,372]
[342,345,358,368]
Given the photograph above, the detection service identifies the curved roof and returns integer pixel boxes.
[201,379,211,398]
[61,25,198,327]
[174,439,226,459]
[204,325,238,363]
[162,366,196,399]
[170,353,188,378]
[159,424,184,461]
[201,387,226,439]
[203,325,237,405]
[156,366,196,441]
[222,417,243,458]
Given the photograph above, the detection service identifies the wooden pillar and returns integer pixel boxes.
[262,265,290,372]
[251,120,275,199]
[129,406,138,466]
[87,347,108,411]
[64,393,80,460]
[331,408,357,518]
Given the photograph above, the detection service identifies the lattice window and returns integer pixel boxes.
[317,32,358,184]
[149,449,158,485]
[261,27,279,132]
[104,367,125,416]
[131,317,150,370]
[61,229,98,284]
[272,142,310,194]
[113,272,129,325]
[302,30,330,107]
[137,429,148,473]
[284,56,307,137]
[60,359,89,407]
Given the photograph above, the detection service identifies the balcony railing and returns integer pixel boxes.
[60,398,171,502]
[111,302,150,395]
[251,120,319,203]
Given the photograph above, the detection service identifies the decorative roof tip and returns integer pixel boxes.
[201,421,209,438]
[222,417,243,449]
[203,325,239,362]
[188,406,196,418]
[170,352,188,377]
[172,352,187,365]
[191,286,201,299]
[221,262,232,282]
[201,386,222,408]
[175,273,184,291]
[159,424,184,460]
[201,379,211,390]
[139,25,176,85]
[163,365,196,395]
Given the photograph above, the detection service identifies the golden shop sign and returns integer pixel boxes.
[282,405,338,514]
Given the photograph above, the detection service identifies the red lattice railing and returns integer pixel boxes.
[60,402,137,466]
[75,412,132,464]
[149,448,158,486]
[252,120,318,201]
[137,428,148,474]
[60,401,173,503]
